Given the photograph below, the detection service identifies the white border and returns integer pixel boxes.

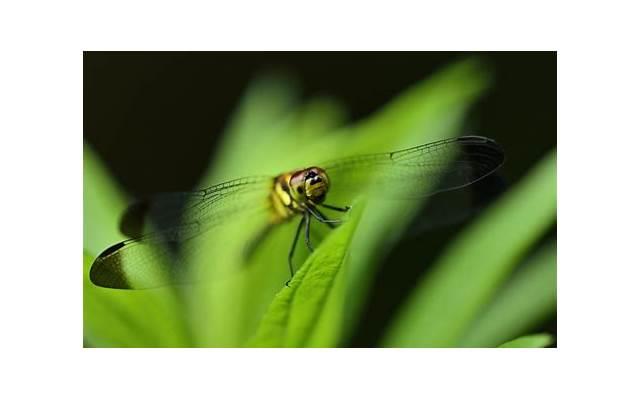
[2,0,639,398]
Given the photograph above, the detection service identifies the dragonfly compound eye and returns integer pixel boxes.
[304,167,329,203]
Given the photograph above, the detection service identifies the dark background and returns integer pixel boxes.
[84,52,556,346]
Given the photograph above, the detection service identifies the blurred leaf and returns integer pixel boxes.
[83,144,190,347]
[83,144,127,256]
[460,243,556,347]
[200,74,301,182]
[247,202,364,347]
[498,333,554,348]
[340,60,492,336]
[383,149,557,347]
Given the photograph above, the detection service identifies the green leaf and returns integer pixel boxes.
[199,74,302,182]
[498,333,554,348]
[340,60,492,336]
[83,144,190,347]
[247,202,364,347]
[83,143,127,256]
[383,149,557,347]
[460,243,557,347]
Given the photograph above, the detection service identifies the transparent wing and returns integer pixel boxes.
[89,176,273,289]
[323,136,505,202]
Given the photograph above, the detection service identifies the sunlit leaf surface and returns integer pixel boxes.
[248,202,363,347]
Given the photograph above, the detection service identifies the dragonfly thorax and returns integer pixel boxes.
[271,167,330,221]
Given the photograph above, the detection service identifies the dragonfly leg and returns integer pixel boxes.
[308,206,342,229]
[286,215,306,286]
[319,203,351,213]
[304,212,314,252]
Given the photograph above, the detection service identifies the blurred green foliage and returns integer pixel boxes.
[384,150,556,347]
[498,333,554,348]
[83,59,556,348]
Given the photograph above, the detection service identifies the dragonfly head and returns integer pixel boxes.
[290,167,330,204]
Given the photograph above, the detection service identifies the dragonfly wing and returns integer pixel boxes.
[323,136,505,202]
[90,232,190,289]
[120,176,272,237]
[119,191,207,238]
[90,176,273,289]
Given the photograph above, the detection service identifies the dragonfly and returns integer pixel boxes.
[89,135,505,289]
